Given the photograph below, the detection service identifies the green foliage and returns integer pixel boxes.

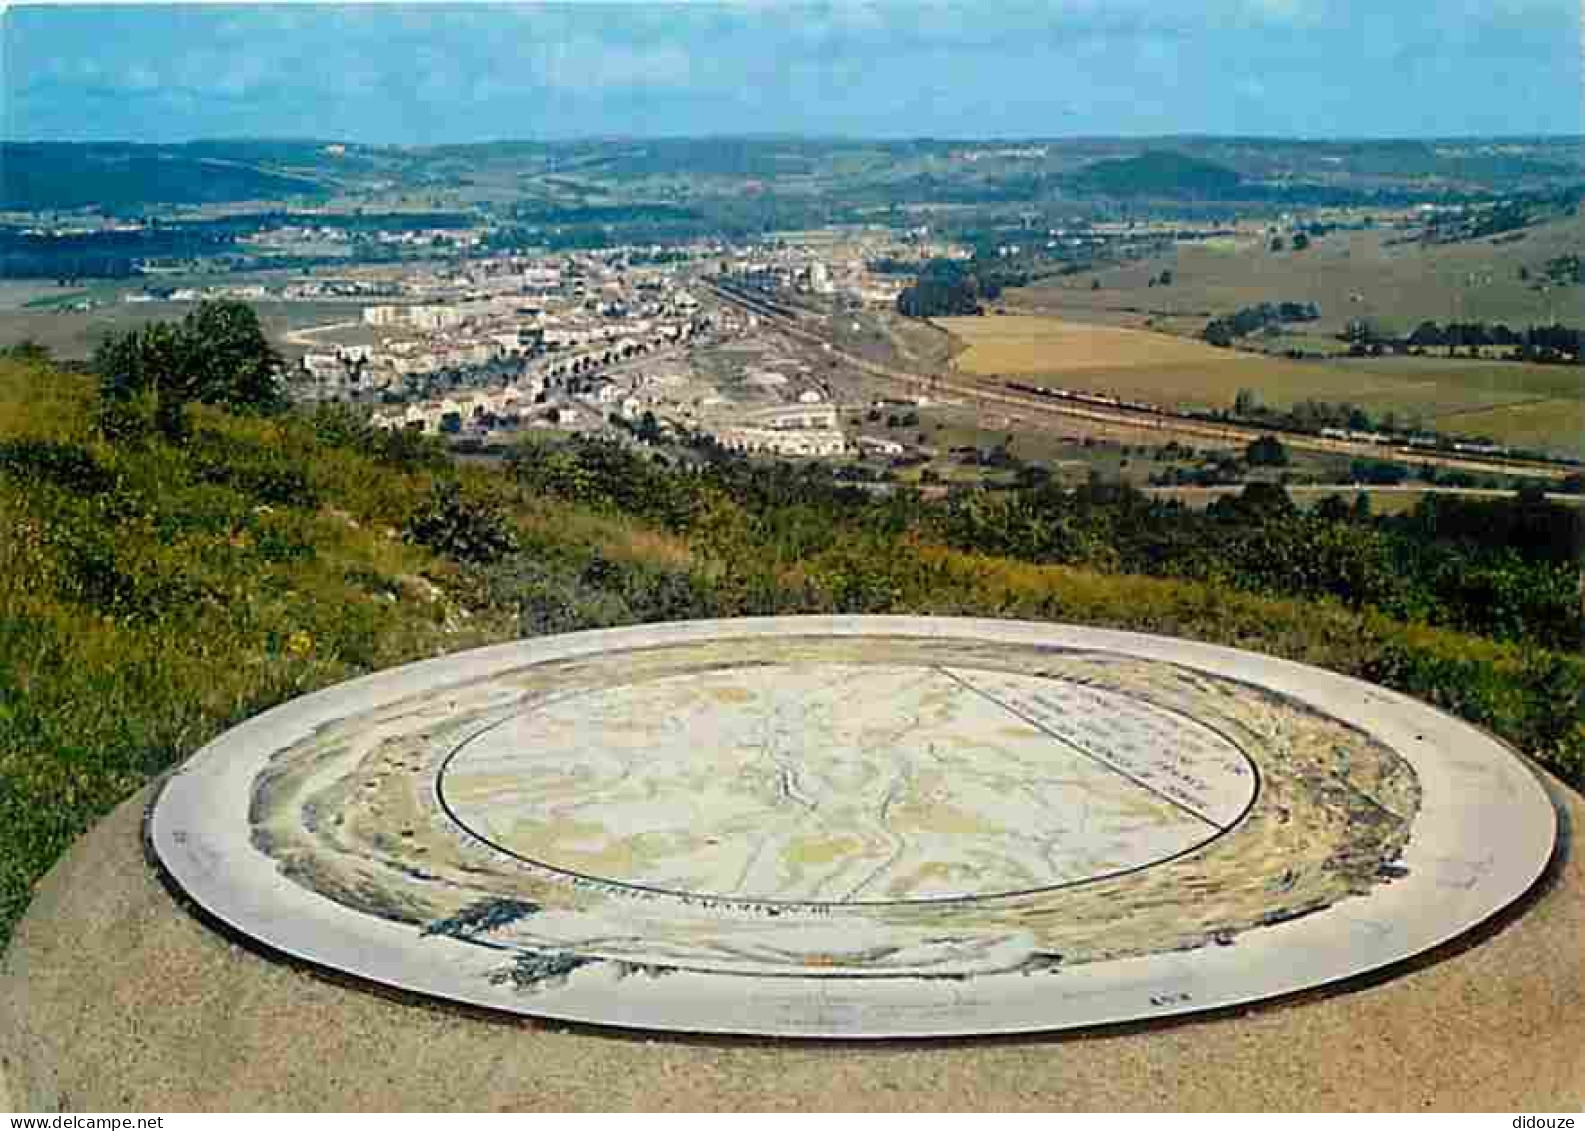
[0,437,116,495]
[471,550,723,638]
[509,434,713,531]
[1071,151,1243,199]
[94,300,285,442]
[0,142,328,211]
[303,402,451,474]
[930,478,1579,652]
[405,480,520,565]
[1244,434,1290,467]
[1544,253,1583,286]
[1206,302,1320,346]
[1,341,51,364]
[175,300,288,414]
[1351,458,1412,486]
[0,359,521,946]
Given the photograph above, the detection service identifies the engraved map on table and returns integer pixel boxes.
[248,635,1418,982]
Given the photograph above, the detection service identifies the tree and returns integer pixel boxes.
[177,300,285,414]
[1245,434,1290,467]
[1292,232,1311,251]
[1351,458,1410,486]
[95,321,188,441]
[1315,494,1352,522]
[1409,321,1447,349]
[1203,319,1236,348]
[2,340,50,363]
[404,480,519,565]
[1211,481,1295,521]
[94,300,284,442]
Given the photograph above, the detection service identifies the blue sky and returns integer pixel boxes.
[2,1,1580,144]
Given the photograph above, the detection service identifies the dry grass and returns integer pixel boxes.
[938,314,1262,376]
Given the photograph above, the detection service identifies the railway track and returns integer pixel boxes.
[703,279,1574,483]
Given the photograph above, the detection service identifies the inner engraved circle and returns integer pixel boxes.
[437,663,1259,906]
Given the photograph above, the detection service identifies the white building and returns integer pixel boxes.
[715,427,847,458]
[857,436,905,456]
[363,305,407,327]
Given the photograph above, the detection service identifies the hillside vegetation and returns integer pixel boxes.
[0,143,331,211]
[1,333,1580,946]
[1070,150,1245,199]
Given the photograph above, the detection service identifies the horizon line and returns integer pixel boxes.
[5,131,1585,148]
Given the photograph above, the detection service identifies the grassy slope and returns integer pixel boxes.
[1,358,1579,947]
[0,361,519,941]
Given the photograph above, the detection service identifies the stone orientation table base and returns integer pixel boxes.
[135,617,1557,1041]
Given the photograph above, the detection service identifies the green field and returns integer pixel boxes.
[1017,211,1585,342]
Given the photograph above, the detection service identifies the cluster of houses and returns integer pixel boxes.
[369,382,545,435]
[708,399,848,458]
[283,243,966,461]
[292,257,709,409]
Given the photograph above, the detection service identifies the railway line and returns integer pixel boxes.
[703,278,1575,483]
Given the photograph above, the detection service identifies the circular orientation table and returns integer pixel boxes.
[147,617,1557,1039]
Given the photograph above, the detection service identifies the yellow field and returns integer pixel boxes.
[938,314,1267,376]
[939,314,1585,457]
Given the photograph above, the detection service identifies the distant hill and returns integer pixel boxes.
[0,143,332,211]
[1070,150,1245,198]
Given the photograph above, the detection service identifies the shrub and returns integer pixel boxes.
[404,480,520,565]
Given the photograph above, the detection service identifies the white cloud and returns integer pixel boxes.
[538,38,692,90]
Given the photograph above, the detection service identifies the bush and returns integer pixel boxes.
[1245,434,1290,467]
[0,438,116,495]
[303,403,449,473]
[404,480,519,565]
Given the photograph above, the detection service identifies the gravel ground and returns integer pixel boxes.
[1,778,1579,1112]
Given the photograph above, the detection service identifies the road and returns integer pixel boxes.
[284,320,362,347]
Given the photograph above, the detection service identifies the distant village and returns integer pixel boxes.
[124,232,961,461]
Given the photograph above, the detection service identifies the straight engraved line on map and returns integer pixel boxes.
[935,666,1226,831]
[431,664,1260,909]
